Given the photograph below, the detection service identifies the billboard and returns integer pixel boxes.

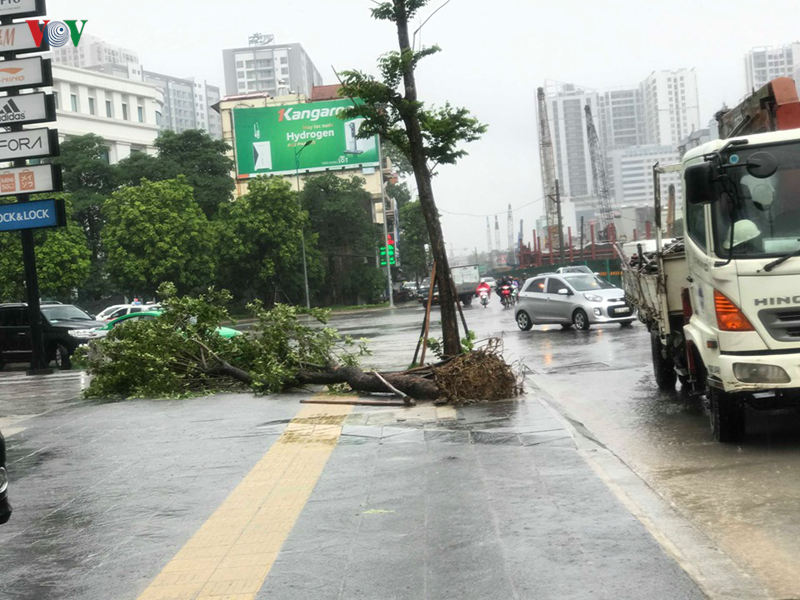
[0,198,65,232]
[233,99,380,179]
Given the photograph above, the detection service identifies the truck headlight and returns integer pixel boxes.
[0,467,7,493]
[69,329,96,339]
[733,363,790,384]
[584,293,603,303]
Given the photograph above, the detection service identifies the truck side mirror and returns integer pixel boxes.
[685,162,717,204]
[746,151,778,179]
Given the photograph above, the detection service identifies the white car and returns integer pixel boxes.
[96,304,158,322]
[480,277,497,289]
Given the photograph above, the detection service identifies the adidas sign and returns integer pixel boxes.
[0,98,25,122]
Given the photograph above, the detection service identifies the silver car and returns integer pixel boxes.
[514,273,635,331]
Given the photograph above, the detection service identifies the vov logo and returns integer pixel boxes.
[25,20,88,48]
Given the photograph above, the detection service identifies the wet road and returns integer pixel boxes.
[338,300,800,599]
[0,298,796,598]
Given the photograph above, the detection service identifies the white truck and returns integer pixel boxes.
[622,77,800,442]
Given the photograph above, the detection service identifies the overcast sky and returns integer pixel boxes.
[52,0,800,253]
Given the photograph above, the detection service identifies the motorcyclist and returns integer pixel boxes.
[495,275,512,296]
[476,280,492,297]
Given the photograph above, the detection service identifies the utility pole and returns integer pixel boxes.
[555,179,565,263]
[666,183,676,237]
[377,142,395,308]
[579,216,585,260]
[294,140,313,309]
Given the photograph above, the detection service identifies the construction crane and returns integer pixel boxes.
[536,87,560,251]
[507,204,514,252]
[494,216,501,254]
[486,217,493,254]
[584,104,614,239]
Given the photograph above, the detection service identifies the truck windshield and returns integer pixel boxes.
[712,141,800,259]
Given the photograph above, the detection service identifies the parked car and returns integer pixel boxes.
[556,265,594,275]
[90,311,241,340]
[514,273,635,331]
[0,303,103,370]
[0,430,10,524]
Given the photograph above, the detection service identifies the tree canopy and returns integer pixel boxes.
[218,177,322,304]
[102,177,216,296]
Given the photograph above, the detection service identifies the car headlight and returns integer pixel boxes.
[583,293,603,303]
[69,329,96,339]
[0,466,7,494]
[733,363,790,384]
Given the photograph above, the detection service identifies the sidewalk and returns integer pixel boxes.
[254,395,706,600]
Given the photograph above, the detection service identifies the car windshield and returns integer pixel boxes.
[41,305,94,323]
[564,275,615,291]
[711,141,800,259]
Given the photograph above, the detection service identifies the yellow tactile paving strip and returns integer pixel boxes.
[137,402,352,600]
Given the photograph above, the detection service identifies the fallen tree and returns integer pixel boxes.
[80,284,521,403]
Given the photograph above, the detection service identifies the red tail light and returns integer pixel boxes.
[714,290,754,332]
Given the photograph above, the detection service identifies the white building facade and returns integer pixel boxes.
[607,144,682,208]
[51,34,139,69]
[51,65,163,163]
[745,43,800,92]
[639,69,701,146]
[222,43,323,97]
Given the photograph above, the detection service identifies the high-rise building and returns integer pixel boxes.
[745,43,800,92]
[51,34,139,69]
[86,64,223,140]
[222,42,323,97]
[607,145,682,208]
[598,87,645,150]
[546,82,599,204]
[639,69,701,146]
[141,71,222,140]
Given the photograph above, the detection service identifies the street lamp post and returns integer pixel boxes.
[295,140,313,309]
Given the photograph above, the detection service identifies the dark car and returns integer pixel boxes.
[0,303,104,370]
[0,431,10,524]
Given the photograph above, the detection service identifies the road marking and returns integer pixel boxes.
[136,402,352,600]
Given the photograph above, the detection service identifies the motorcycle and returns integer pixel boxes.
[479,290,490,308]
[498,284,513,309]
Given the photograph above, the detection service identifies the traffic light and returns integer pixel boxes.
[380,234,396,266]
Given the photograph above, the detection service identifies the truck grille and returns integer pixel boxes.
[759,308,800,341]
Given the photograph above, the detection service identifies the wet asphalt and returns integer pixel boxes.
[0,297,796,598]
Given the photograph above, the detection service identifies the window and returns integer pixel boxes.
[280,56,288,64]
[53,91,59,109]
[527,278,546,293]
[0,307,27,327]
[137,106,144,122]
[70,94,77,111]
[88,97,95,115]
[686,198,707,250]
[547,278,566,294]
[105,100,112,117]
[122,103,128,120]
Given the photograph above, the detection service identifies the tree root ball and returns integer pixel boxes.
[433,343,523,405]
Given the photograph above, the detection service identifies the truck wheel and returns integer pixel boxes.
[461,295,473,306]
[651,332,676,391]
[573,309,590,330]
[709,387,745,443]
[54,344,72,371]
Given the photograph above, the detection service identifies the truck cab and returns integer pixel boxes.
[680,129,800,439]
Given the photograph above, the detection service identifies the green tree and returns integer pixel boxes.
[52,134,117,299]
[155,130,234,218]
[301,173,380,304]
[114,152,175,188]
[0,195,90,301]
[219,177,322,304]
[399,200,429,282]
[339,0,487,355]
[102,178,216,296]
